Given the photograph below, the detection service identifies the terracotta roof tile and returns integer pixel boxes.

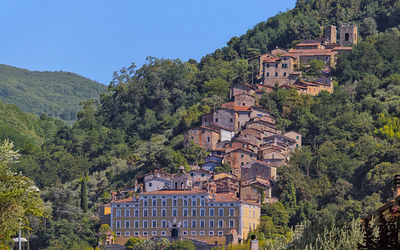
[143,188,208,195]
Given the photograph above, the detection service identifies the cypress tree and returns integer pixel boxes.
[80,175,88,212]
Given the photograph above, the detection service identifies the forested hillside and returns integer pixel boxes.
[0,64,106,122]
[5,0,400,249]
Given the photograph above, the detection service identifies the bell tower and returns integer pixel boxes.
[340,24,358,47]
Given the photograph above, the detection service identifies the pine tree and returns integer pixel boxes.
[80,175,88,212]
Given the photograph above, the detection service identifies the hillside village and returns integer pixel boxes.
[99,23,358,248]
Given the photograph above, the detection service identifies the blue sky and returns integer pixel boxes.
[0,0,296,84]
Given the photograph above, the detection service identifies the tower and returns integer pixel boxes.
[340,24,358,47]
[321,25,337,43]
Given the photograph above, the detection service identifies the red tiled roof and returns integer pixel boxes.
[287,48,335,56]
[143,188,208,195]
[112,198,133,203]
[199,126,220,133]
[296,42,321,46]
[263,57,281,63]
[226,147,255,154]
[213,192,239,202]
[332,46,352,51]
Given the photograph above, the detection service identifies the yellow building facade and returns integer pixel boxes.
[109,189,260,246]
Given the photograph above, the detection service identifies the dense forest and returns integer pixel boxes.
[3,0,400,249]
[0,64,106,122]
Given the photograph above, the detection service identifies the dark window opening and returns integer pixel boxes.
[345,33,349,41]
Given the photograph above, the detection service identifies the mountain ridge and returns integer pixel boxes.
[0,63,107,122]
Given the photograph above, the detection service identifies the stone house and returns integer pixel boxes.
[202,107,238,131]
[185,126,221,151]
[219,140,258,154]
[189,169,212,189]
[262,55,302,86]
[294,80,333,96]
[135,170,172,193]
[283,131,302,148]
[223,148,258,178]
[259,145,289,166]
[233,93,255,107]
[229,83,256,99]
[213,176,240,194]
[263,134,298,151]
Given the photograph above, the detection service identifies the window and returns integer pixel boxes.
[241,154,244,158]
[218,231,224,236]
[134,231,139,236]
[218,208,224,216]
[134,220,139,228]
[183,209,188,217]
[267,63,270,68]
[172,199,177,206]
[183,220,188,228]
[191,220,197,228]
[191,231,197,236]
[296,135,299,139]
[209,231,214,236]
[183,199,188,206]
[296,144,299,148]
[207,137,210,142]
[201,199,205,206]
[200,220,205,228]
[116,231,121,236]
[172,209,177,217]
[152,199,157,206]
[143,220,148,228]
[162,200,166,206]
[116,209,121,217]
[275,72,278,77]
[149,182,152,187]
[200,208,205,217]
[152,231,157,236]
[161,220,167,227]
[134,209,139,217]
[275,64,278,68]
[218,220,223,228]
[209,208,215,216]
[143,209,148,217]
[229,208,234,216]
[209,220,214,228]
[249,222,251,230]
[345,33,350,41]
[116,220,121,229]
[125,231,130,236]
[192,200,197,206]
[199,231,205,236]
[230,118,233,122]
[152,209,157,217]
[229,219,234,228]
[125,209,130,217]
[125,220,130,228]
[183,231,188,235]
[152,220,157,228]
[283,72,287,77]
[143,200,148,207]
[266,72,269,77]
[215,118,219,122]
[253,211,255,218]
[143,231,148,236]
[161,209,166,217]
[204,118,207,122]
[192,209,197,216]
[161,231,166,236]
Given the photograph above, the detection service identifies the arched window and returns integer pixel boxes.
[174,182,178,189]
[345,33,350,41]
[180,181,184,189]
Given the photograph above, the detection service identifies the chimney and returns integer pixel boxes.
[393,174,400,199]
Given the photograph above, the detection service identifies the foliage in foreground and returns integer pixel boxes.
[0,140,44,248]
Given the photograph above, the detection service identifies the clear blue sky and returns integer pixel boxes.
[0,0,296,84]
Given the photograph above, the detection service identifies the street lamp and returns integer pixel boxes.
[15,185,40,250]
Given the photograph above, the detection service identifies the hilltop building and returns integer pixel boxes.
[256,24,356,95]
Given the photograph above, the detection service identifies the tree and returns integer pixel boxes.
[165,240,195,250]
[81,174,88,212]
[203,78,230,98]
[0,140,44,247]
[124,237,142,249]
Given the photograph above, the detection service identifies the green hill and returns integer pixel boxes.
[0,64,107,122]
[0,100,64,153]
